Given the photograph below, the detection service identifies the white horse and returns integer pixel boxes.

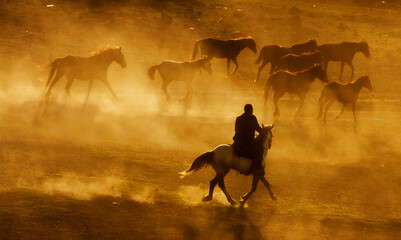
[180,124,277,206]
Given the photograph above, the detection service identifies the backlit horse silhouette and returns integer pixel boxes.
[46,46,127,104]
[255,39,317,81]
[180,125,276,206]
[264,65,328,117]
[317,75,372,123]
[191,37,257,75]
[318,41,370,81]
[148,56,212,103]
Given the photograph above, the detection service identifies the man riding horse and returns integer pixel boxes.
[233,104,265,176]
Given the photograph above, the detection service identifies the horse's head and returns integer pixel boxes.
[245,37,257,53]
[113,47,127,68]
[200,55,213,75]
[360,41,370,58]
[312,64,328,83]
[362,75,373,91]
[260,124,274,150]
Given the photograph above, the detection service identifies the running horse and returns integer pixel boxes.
[46,46,127,104]
[264,65,328,117]
[180,124,276,206]
[317,75,372,123]
[148,56,212,103]
[318,41,370,81]
[191,36,257,75]
[255,39,317,81]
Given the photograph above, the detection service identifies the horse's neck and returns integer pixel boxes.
[190,60,204,69]
[237,40,250,51]
[298,70,314,81]
[351,79,364,92]
[350,43,363,54]
[92,53,114,67]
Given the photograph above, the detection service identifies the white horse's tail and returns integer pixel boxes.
[179,151,214,179]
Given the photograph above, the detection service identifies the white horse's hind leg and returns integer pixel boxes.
[218,177,236,205]
[202,175,219,202]
[240,175,259,206]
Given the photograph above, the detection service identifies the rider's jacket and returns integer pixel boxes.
[232,113,262,158]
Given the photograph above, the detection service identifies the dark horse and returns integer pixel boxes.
[277,52,323,72]
[191,36,257,75]
[180,125,276,206]
[46,46,127,104]
[317,75,372,123]
[318,41,370,81]
[264,65,328,117]
[255,39,317,81]
[148,56,212,103]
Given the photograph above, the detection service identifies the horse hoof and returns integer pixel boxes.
[239,199,245,207]
[202,195,212,202]
[229,200,236,206]
[271,194,277,201]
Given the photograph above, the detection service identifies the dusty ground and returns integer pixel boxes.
[1,0,401,239]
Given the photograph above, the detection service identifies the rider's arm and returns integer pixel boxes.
[235,117,240,132]
[254,116,262,133]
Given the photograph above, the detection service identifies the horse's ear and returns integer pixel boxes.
[270,124,274,130]
[119,47,122,51]
[262,123,264,128]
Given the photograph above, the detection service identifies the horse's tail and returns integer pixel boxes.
[46,59,60,88]
[179,151,213,179]
[263,77,271,105]
[255,48,264,64]
[191,39,202,60]
[147,64,159,80]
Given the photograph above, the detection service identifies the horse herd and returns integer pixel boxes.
[41,37,374,206]
[45,37,372,122]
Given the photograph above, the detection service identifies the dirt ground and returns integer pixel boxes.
[1,0,401,239]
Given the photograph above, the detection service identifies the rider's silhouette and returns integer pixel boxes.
[233,104,264,175]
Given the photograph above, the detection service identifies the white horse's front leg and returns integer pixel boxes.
[260,176,277,201]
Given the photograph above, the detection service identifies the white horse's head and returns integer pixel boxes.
[261,123,274,149]
[259,124,274,168]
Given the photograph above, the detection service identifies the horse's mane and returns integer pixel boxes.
[233,36,254,41]
[294,64,321,74]
[328,75,368,86]
[91,46,120,56]
[189,56,208,63]
[283,51,321,57]
[351,75,369,85]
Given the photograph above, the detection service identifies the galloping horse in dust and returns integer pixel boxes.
[277,51,323,73]
[148,56,212,103]
[317,75,372,123]
[180,125,276,206]
[46,46,127,104]
[264,65,328,117]
[255,39,317,81]
[318,41,370,81]
[191,36,257,75]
